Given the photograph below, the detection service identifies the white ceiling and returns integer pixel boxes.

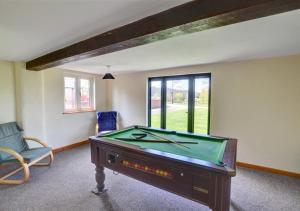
[60,9,300,75]
[1,1,299,74]
[0,0,189,61]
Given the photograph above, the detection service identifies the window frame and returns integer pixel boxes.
[148,73,211,134]
[63,73,95,114]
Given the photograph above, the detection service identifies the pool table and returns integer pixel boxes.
[90,125,237,211]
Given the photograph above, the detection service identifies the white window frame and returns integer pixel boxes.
[63,72,95,113]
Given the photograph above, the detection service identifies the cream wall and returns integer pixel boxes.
[107,73,147,128]
[14,62,45,139]
[0,61,16,123]
[43,68,107,148]
[108,55,300,173]
[2,62,107,149]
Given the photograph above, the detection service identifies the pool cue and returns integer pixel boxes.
[119,137,198,144]
[134,126,190,149]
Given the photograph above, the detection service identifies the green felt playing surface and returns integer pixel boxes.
[102,127,227,166]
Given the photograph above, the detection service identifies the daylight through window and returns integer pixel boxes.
[64,74,95,113]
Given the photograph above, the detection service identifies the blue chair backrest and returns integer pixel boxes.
[0,122,29,161]
[97,111,117,132]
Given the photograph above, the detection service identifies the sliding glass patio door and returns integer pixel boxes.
[148,73,211,134]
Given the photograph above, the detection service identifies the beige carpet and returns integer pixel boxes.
[0,145,299,211]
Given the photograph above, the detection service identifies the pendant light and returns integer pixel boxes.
[102,65,115,79]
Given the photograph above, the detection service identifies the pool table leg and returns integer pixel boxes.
[92,165,107,195]
[212,175,231,211]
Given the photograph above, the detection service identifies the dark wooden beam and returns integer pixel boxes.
[26,0,300,71]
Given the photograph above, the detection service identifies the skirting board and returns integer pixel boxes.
[53,140,90,154]
[52,140,300,179]
[236,162,300,179]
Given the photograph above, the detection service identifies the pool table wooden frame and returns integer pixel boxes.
[90,126,237,211]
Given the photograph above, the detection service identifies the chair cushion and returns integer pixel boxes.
[20,147,52,163]
[97,111,117,132]
[2,147,52,164]
[0,122,28,161]
[97,130,113,137]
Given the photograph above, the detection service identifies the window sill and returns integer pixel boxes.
[63,110,96,114]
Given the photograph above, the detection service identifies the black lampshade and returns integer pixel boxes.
[102,73,115,79]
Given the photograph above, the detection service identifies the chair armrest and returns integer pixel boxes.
[23,137,49,148]
[95,123,99,135]
[0,147,25,164]
[116,115,119,130]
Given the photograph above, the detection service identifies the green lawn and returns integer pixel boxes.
[151,106,209,134]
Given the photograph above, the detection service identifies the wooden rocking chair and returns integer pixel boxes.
[0,122,54,185]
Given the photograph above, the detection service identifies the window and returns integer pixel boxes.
[64,74,95,113]
[148,73,211,134]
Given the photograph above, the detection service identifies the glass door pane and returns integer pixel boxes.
[166,79,189,132]
[150,80,162,128]
[194,78,210,134]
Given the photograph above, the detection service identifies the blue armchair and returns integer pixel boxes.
[0,122,53,185]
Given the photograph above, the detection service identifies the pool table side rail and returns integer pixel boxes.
[90,135,237,176]
[98,125,226,142]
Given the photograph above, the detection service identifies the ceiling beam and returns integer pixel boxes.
[26,0,300,71]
